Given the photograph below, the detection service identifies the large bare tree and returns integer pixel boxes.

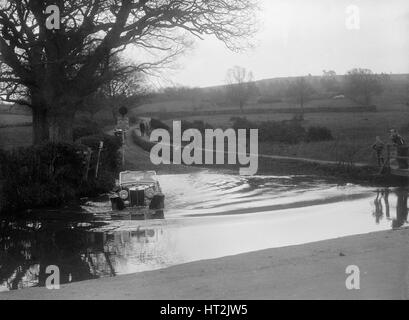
[286,76,315,118]
[82,55,147,121]
[344,68,384,106]
[321,70,339,93]
[0,0,258,143]
[225,66,257,113]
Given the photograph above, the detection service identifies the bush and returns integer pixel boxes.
[258,96,283,104]
[78,133,122,173]
[73,126,101,141]
[291,113,304,122]
[400,122,409,135]
[230,117,258,130]
[0,137,122,215]
[0,143,87,213]
[306,126,334,142]
[77,134,122,197]
[131,129,156,152]
[0,148,7,176]
[73,119,102,140]
[79,170,118,198]
[259,121,306,144]
[330,140,364,166]
[0,148,7,212]
[230,117,333,145]
[181,120,213,134]
[129,115,138,125]
[231,117,305,144]
[151,118,170,131]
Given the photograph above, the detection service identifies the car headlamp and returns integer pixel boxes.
[145,188,155,199]
[119,190,129,200]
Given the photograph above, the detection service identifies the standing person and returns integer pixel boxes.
[390,129,408,169]
[390,129,405,146]
[140,122,146,137]
[372,136,385,166]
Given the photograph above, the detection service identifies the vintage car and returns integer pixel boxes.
[109,171,165,211]
[114,128,126,138]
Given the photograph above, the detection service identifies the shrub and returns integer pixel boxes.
[291,113,304,122]
[305,126,334,142]
[73,125,101,141]
[330,140,364,166]
[151,118,170,131]
[79,170,118,198]
[73,119,101,140]
[230,117,306,144]
[230,117,258,130]
[77,134,121,196]
[78,133,122,173]
[0,148,6,177]
[259,121,306,144]
[131,129,156,152]
[181,120,213,133]
[231,117,333,145]
[258,96,283,104]
[400,122,409,135]
[0,148,7,212]
[129,115,138,125]
[0,137,122,215]
[0,143,87,213]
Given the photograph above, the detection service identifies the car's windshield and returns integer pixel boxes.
[120,172,156,184]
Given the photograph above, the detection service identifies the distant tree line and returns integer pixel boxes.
[150,67,389,116]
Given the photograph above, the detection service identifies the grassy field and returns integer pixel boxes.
[255,109,409,163]
[133,87,409,166]
[0,126,33,149]
[0,112,33,149]
[0,114,32,127]
[2,106,409,166]
[0,104,31,115]
[136,97,370,114]
[168,109,409,165]
[1,74,409,167]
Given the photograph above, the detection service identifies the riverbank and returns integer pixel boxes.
[198,156,407,187]
[128,127,406,186]
[256,157,406,187]
[2,227,408,300]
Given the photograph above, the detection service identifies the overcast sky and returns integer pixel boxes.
[153,0,409,88]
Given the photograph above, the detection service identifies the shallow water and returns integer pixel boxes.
[0,170,408,292]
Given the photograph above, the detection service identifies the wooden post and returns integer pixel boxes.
[84,148,92,181]
[122,130,126,169]
[95,141,104,179]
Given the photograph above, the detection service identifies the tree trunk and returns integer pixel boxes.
[33,108,49,145]
[112,108,118,123]
[300,96,305,120]
[48,112,75,143]
[239,101,244,114]
[365,94,372,106]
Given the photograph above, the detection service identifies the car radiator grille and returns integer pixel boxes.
[130,189,145,207]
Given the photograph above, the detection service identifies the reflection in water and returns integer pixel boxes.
[393,189,408,229]
[1,172,409,292]
[373,190,388,224]
[0,211,165,292]
[372,188,408,229]
[0,220,99,291]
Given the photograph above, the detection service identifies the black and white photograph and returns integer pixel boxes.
[0,0,409,304]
